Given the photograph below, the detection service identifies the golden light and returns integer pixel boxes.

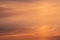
[35,25,53,37]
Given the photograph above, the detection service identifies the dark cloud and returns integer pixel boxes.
[0,21,36,36]
[0,24,16,33]
[0,12,15,18]
[0,7,14,17]
[0,0,40,2]
[0,35,60,40]
[0,7,24,18]
[0,7,12,11]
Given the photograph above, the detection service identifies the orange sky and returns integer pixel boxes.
[0,0,60,40]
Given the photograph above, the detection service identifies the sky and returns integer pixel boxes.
[0,0,60,40]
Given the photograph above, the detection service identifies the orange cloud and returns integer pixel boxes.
[0,0,60,40]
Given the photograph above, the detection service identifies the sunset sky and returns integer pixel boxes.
[0,0,60,40]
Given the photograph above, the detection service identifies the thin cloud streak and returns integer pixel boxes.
[0,0,40,2]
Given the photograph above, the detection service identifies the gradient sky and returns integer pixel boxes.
[0,0,60,40]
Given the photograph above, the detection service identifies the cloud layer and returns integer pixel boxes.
[0,0,60,40]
